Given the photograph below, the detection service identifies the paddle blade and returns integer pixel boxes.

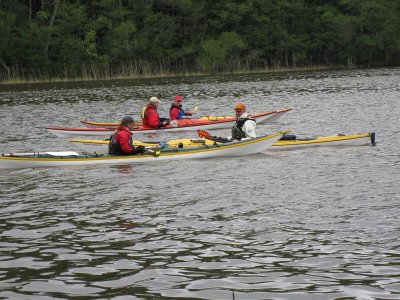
[146,147,161,157]
[370,132,376,146]
[197,129,211,138]
[192,106,199,113]
[153,148,161,157]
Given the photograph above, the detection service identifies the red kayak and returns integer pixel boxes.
[46,109,291,138]
[80,109,292,129]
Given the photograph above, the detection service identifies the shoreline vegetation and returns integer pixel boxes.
[1,64,347,85]
[1,1,399,85]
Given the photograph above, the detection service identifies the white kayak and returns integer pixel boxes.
[0,131,289,170]
[45,109,291,138]
[69,132,375,155]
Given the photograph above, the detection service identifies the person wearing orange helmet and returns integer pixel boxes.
[229,102,257,141]
[197,102,256,143]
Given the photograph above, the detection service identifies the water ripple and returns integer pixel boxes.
[1,67,400,299]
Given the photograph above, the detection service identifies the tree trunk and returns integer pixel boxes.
[29,0,32,22]
[44,0,61,61]
[1,61,11,77]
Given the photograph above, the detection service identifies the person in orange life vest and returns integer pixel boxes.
[141,96,170,128]
[109,116,145,155]
[169,95,192,121]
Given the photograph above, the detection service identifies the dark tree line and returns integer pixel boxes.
[1,0,399,82]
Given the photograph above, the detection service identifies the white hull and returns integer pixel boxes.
[0,131,287,169]
[46,110,289,138]
[46,128,113,138]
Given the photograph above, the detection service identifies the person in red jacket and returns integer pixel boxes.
[109,116,145,155]
[141,96,169,128]
[169,95,192,121]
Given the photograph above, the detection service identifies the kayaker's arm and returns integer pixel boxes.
[243,120,257,138]
[197,130,231,143]
[159,118,170,127]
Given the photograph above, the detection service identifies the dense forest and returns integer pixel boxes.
[1,0,399,82]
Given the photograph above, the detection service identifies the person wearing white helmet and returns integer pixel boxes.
[141,96,169,128]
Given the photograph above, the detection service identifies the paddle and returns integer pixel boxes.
[198,129,292,143]
[197,129,211,138]
[191,106,199,113]
[143,141,167,157]
[145,147,161,157]
[197,130,231,143]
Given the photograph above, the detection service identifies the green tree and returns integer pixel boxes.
[198,31,246,72]
[1,0,400,82]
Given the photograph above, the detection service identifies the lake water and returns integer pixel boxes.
[0,68,399,299]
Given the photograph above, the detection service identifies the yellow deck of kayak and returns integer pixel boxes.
[70,133,372,148]
[273,133,371,146]
[69,138,216,148]
[83,116,233,127]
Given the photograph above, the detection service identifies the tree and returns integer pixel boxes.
[198,31,246,72]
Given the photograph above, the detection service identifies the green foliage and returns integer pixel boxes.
[198,32,246,72]
[0,0,399,81]
[0,9,16,64]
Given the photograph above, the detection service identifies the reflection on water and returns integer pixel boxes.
[1,68,400,299]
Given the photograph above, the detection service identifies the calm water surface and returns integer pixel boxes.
[0,68,399,299]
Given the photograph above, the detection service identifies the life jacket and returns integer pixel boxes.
[231,117,256,140]
[141,106,147,120]
[109,130,133,155]
[141,104,161,128]
[170,104,186,119]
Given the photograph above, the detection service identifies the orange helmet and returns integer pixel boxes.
[235,102,246,112]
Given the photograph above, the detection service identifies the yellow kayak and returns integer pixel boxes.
[69,132,375,155]
[0,132,288,170]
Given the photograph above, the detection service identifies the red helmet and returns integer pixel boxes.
[174,95,183,101]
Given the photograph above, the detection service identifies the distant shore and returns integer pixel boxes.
[0,65,348,85]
